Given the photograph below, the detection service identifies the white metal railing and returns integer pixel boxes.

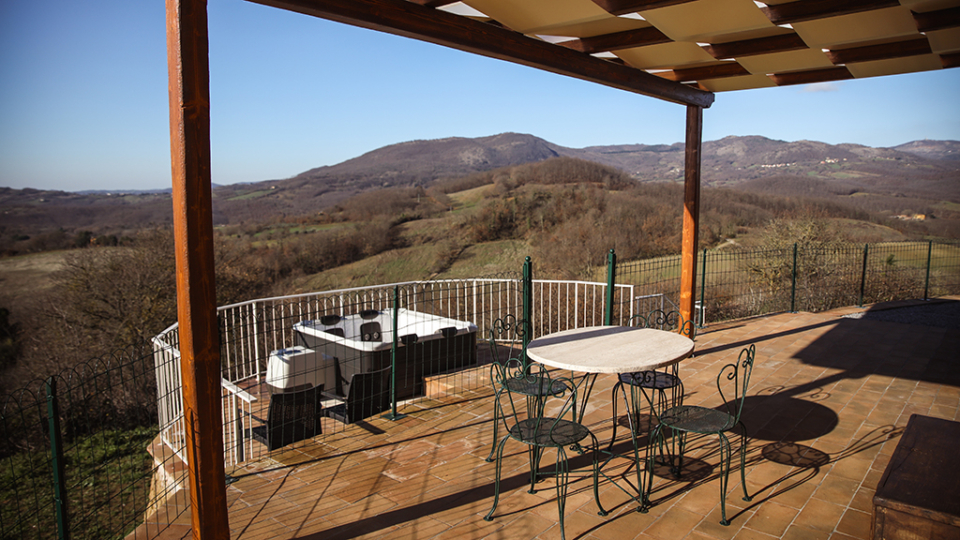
[152,277,633,466]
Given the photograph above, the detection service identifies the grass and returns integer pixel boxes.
[291,239,531,292]
[438,240,530,279]
[226,189,273,201]
[447,185,492,214]
[0,250,71,308]
[0,426,157,540]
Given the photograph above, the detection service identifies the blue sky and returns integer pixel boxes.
[2,0,959,192]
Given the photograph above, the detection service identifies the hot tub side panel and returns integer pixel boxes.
[296,327,477,400]
[386,331,478,400]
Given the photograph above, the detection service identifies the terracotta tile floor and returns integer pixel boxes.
[141,298,960,540]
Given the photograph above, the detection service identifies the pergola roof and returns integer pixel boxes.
[252,0,960,104]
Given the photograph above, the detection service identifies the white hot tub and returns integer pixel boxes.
[292,308,478,400]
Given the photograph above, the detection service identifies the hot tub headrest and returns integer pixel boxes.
[400,333,418,345]
[360,309,380,320]
[360,322,382,342]
[320,314,342,326]
[439,327,458,339]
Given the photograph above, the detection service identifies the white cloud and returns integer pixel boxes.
[802,82,842,93]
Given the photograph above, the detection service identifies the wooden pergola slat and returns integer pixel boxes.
[660,62,751,82]
[826,38,932,65]
[591,0,698,16]
[704,33,809,60]
[770,66,854,86]
[560,26,672,54]
[761,0,901,26]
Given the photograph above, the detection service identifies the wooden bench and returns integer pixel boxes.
[873,414,960,540]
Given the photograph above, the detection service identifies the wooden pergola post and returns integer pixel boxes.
[679,104,703,327]
[165,0,230,538]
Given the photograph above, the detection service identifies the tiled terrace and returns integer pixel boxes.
[146,298,960,540]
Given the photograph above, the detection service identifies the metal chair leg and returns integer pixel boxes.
[718,432,732,526]
[484,436,509,523]
[555,449,570,540]
[592,435,608,517]
[739,422,752,503]
[607,381,623,453]
[485,390,502,462]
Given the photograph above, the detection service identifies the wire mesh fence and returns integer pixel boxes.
[611,240,960,325]
[1,344,185,540]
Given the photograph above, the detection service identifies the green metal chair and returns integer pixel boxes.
[485,314,566,463]
[608,310,694,452]
[484,361,606,540]
[648,343,756,525]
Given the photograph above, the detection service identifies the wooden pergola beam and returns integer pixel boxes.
[246,0,714,108]
[769,66,854,86]
[942,52,960,69]
[826,38,931,65]
[761,0,901,26]
[560,26,671,54]
[704,33,808,60]
[164,0,230,538]
[913,6,960,33]
[659,62,751,82]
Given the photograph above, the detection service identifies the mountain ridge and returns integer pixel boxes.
[1,134,957,237]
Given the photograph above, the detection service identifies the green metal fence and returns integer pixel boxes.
[0,344,185,540]
[609,240,960,324]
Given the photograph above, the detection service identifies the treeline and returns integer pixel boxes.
[434,156,635,194]
[0,228,124,256]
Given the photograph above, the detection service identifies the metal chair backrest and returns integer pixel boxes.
[488,314,531,375]
[493,361,577,446]
[716,344,756,428]
[628,309,695,339]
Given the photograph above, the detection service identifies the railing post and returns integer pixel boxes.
[522,256,532,370]
[924,240,933,300]
[604,249,616,326]
[859,243,869,307]
[699,248,707,327]
[46,377,70,540]
[384,286,405,420]
[790,243,798,313]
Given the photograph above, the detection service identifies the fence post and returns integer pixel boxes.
[699,248,707,327]
[604,250,616,326]
[522,256,532,370]
[859,243,869,307]
[790,243,798,313]
[384,286,405,420]
[46,377,70,540]
[924,241,933,300]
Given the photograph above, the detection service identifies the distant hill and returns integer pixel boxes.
[892,140,960,161]
[2,134,958,247]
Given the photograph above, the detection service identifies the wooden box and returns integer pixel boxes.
[873,414,960,540]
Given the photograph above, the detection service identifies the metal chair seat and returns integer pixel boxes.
[510,418,590,448]
[660,405,735,435]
